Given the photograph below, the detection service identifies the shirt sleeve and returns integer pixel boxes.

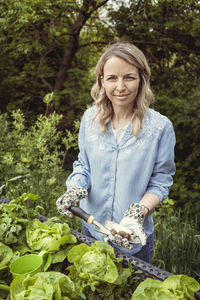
[66,113,91,190]
[145,121,176,201]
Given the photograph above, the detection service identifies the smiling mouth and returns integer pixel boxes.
[115,94,129,97]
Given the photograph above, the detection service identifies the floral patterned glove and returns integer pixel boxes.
[104,203,147,250]
[56,185,88,218]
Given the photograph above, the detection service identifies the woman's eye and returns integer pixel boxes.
[125,76,136,80]
[107,77,116,81]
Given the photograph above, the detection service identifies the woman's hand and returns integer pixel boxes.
[56,185,88,218]
[104,203,147,250]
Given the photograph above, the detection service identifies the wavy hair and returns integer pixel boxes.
[90,41,154,138]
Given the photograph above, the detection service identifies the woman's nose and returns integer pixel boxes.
[116,79,126,92]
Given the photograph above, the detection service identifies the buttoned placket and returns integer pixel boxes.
[106,122,134,221]
[106,144,119,220]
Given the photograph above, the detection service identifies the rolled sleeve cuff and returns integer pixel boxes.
[145,187,169,202]
[66,174,90,190]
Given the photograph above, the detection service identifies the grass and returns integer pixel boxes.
[153,200,200,281]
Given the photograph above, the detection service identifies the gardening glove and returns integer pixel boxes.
[56,185,88,218]
[104,203,147,250]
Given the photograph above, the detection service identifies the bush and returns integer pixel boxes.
[153,87,200,226]
[0,110,78,217]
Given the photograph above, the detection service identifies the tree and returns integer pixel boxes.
[107,0,200,97]
[0,0,112,124]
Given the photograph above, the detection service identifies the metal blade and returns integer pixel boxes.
[92,219,112,236]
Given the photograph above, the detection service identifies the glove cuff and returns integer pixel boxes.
[124,203,145,225]
[56,185,88,218]
[67,185,88,201]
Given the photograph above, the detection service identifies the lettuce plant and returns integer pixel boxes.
[0,193,43,245]
[26,218,77,266]
[67,241,133,298]
[0,242,13,269]
[10,271,75,300]
[131,274,200,299]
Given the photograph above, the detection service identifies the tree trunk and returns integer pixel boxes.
[45,0,109,116]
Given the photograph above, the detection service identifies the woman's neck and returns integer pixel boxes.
[112,108,134,130]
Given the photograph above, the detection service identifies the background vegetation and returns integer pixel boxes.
[0,0,199,281]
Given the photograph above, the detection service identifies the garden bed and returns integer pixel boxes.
[71,228,172,281]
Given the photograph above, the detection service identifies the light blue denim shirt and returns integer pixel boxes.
[66,106,176,254]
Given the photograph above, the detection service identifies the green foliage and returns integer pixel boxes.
[107,0,200,98]
[0,0,200,288]
[153,199,200,281]
[153,86,200,220]
[10,271,75,300]
[0,0,111,125]
[0,242,13,269]
[26,218,77,252]
[66,241,138,299]
[0,196,140,299]
[0,193,43,246]
[131,274,200,300]
[0,110,72,216]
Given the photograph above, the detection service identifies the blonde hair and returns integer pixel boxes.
[91,41,154,138]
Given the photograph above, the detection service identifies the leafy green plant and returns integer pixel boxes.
[25,218,77,267]
[154,87,200,222]
[153,199,200,281]
[0,242,13,270]
[0,110,74,216]
[0,193,43,246]
[1,193,200,300]
[26,219,77,253]
[10,271,75,300]
[131,274,200,300]
[67,241,139,299]
[0,194,141,300]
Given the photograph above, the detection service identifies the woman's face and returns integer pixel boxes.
[101,56,140,111]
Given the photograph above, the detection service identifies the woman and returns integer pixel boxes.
[56,41,176,263]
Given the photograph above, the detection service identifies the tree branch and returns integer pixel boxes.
[45,0,109,116]
[53,0,109,92]
[88,0,109,15]
[79,40,108,48]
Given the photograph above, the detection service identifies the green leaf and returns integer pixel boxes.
[163,275,200,299]
[0,242,13,268]
[10,272,75,299]
[130,278,174,300]
[26,219,77,253]
[131,275,200,300]
[67,243,89,263]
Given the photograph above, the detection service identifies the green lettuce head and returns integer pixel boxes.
[26,219,77,252]
[67,241,123,284]
[131,274,200,300]
[10,271,75,300]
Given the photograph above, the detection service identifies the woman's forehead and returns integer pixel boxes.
[103,56,139,75]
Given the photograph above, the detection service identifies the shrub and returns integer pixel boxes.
[0,110,78,217]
